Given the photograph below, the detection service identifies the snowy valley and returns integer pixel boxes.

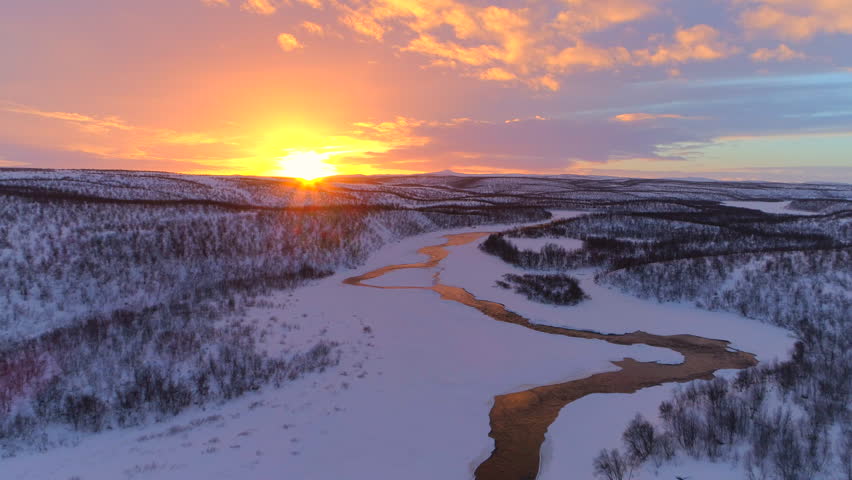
[0,170,850,480]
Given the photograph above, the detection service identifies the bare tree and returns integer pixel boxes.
[594,448,631,480]
[622,414,656,464]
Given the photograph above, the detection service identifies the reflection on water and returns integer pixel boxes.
[344,232,756,480]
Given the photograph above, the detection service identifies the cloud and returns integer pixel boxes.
[751,43,806,62]
[478,67,517,81]
[300,21,325,36]
[392,3,538,73]
[1,102,242,166]
[203,0,321,12]
[405,34,504,67]
[0,143,220,173]
[339,5,385,40]
[547,43,631,71]
[554,0,661,37]
[2,102,133,133]
[738,0,852,41]
[546,25,740,76]
[241,0,278,15]
[277,33,303,51]
[0,154,28,167]
[633,25,742,65]
[198,0,851,91]
[333,1,742,89]
[330,0,668,89]
[297,0,323,8]
[202,0,777,90]
[613,113,696,122]
[533,75,561,91]
[505,115,547,124]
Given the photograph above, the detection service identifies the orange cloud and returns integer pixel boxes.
[531,75,561,91]
[297,0,323,8]
[334,1,543,86]
[204,0,321,11]
[1,102,240,167]
[277,32,303,51]
[3,103,133,133]
[300,21,325,36]
[350,116,464,147]
[339,5,386,40]
[405,34,503,67]
[554,0,661,37]
[546,25,740,75]
[479,67,517,81]
[388,2,538,71]
[207,0,748,91]
[505,115,547,123]
[0,155,28,167]
[241,0,278,15]
[738,0,852,41]
[547,43,631,71]
[333,2,741,88]
[633,25,741,65]
[751,43,805,62]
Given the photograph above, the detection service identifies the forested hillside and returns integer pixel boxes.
[0,173,547,452]
[481,202,851,480]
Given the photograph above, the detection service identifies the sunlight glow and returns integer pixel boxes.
[272,150,339,180]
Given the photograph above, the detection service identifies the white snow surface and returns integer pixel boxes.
[4,215,795,480]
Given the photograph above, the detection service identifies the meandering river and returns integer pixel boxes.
[344,231,757,480]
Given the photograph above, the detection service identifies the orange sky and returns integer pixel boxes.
[1,0,851,181]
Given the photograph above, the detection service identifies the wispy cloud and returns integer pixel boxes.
[738,0,852,41]
[0,154,28,167]
[300,21,325,36]
[241,0,278,15]
[751,44,806,62]
[632,25,742,65]
[3,102,133,133]
[613,113,703,122]
[338,5,385,40]
[1,101,241,165]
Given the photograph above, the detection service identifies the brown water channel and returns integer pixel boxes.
[343,231,757,480]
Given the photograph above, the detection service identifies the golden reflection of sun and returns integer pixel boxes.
[273,150,339,181]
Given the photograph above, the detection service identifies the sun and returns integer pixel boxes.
[273,150,339,181]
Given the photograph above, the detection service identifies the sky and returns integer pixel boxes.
[1,0,851,182]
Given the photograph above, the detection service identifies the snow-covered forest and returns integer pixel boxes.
[0,171,548,450]
[1,169,850,479]
[487,201,851,479]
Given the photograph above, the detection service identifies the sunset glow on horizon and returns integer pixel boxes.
[1,1,851,182]
[271,150,340,180]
